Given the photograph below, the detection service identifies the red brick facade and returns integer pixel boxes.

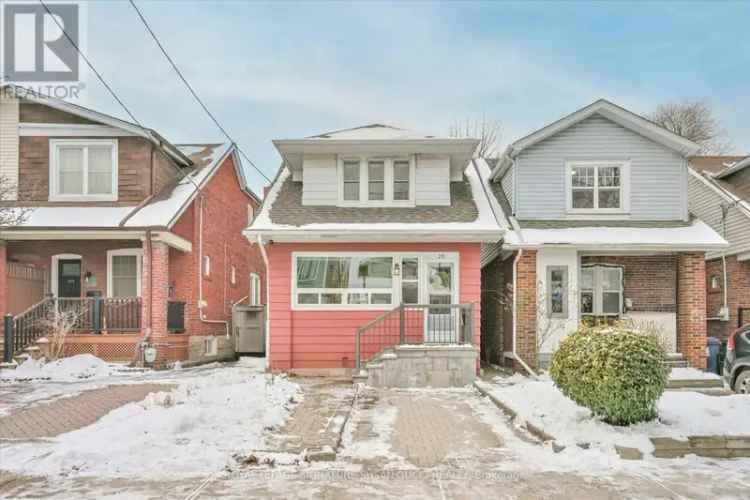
[706,255,750,340]
[677,253,708,369]
[515,250,538,368]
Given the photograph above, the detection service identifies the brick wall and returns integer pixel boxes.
[515,250,537,368]
[677,252,708,369]
[706,256,750,340]
[481,254,515,365]
[581,255,677,312]
[168,154,264,342]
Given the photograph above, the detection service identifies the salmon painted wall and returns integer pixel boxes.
[266,242,481,370]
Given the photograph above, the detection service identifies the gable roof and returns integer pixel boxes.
[1,83,192,167]
[714,155,750,179]
[490,99,702,179]
[307,123,449,141]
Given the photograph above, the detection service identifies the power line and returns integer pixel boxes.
[38,0,141,126]
[128,0,272,183]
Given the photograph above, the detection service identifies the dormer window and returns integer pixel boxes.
[565,160,629,214]
[49,139,118,201]
[338,156,415,207]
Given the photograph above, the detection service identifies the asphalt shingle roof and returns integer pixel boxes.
[268,176,478,226]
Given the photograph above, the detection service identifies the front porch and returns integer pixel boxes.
[1,237,189,364]
[481,249,707,370]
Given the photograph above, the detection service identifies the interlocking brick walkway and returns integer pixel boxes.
[0,383,174,440]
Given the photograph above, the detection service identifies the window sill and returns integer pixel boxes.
[49,194,118,202]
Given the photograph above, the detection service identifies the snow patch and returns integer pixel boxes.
[669,367,721,380]
[0,354,131,382]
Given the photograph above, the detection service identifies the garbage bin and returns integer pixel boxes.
[717,340,728,376]
[707,337,721,374]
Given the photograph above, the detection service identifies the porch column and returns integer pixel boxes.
[677,252,707,369]
[141,239,170,362]
[516,250,538,369]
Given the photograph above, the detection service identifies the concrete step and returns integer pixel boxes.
[666,386,732,396]
[668,378,725,389]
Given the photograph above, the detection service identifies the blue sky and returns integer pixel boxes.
[77,1,750,194]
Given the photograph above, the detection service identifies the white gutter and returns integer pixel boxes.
[511,249,537,377]
[255,235,271,369]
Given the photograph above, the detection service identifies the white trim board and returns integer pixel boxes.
[50,253,82,296]
[19,123,138,137]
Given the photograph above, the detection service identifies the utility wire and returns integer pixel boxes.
[128,0,272,183]
[38,0,141,126]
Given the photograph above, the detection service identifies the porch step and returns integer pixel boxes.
[667,378,725,389]
[663,353,688,369]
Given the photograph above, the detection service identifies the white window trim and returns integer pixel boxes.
[106,248,143,298]
[565,160,630,215]
[250,272,261,306]
[291,251,459,311]
[49,139,119,202]
[50,253,82,296]
[337,155,416,207]
[203,255,211,278]
[204,336,218,356]
[230,265,237,285]
[580,265,623,317]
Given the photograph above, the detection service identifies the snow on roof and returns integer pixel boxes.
[124,143,233,228]
[245,159,504,241]
[306,124,450,141]
[12,206,137,228]
[503,218,727,251]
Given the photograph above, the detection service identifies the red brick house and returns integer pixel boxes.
[689,155,750,340]
[0,85,263,365]
[481,100,727,371]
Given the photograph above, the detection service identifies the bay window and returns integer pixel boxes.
[50,139,118,201]
[566,161,628,213]
[338,156,415,206]
[580,265,623,317]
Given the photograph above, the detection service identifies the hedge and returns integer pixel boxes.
[549,324,667,425]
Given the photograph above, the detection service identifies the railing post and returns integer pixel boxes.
[355,330,361,371]
[3,314,13,363]
[466,303,474,345]
[399,305,405,344]
[92,298,102,334]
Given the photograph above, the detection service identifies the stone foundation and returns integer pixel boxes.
[366,345,477,388]
[188,335,235,363]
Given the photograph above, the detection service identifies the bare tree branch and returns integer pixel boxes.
[651,100,734,155]
[0,175,30,227]
[449,116,502,159]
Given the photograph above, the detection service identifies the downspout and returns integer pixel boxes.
[511,248,537,377]
[256,234,271,370]
[197,195,229,336]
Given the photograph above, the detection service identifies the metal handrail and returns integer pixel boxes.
[355,303,475,371]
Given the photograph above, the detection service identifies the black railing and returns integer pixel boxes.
[355,303,474,370]
[3,297,142,362]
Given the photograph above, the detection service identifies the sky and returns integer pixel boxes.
[67,0,750,195]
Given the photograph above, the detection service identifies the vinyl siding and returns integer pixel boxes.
[500,165,514,213]
[516,114,687,220]
[301,154,338,205]
[0,94,19,200]
[688,172,750,260]
[415,155,450,205]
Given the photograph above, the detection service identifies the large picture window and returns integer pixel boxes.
[580,265,623,317]
[292,252,458,310]
[566,161,628,213]
[50,140,118,201]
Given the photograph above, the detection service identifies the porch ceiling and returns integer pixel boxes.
[0,230,192,252]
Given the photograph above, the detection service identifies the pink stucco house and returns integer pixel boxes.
[244,125,504,381]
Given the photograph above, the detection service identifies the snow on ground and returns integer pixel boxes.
[478,374,750,456]
[2,359,300,479]
[340,403,399,461]
[669,366,721,380]
[0,354,140,382]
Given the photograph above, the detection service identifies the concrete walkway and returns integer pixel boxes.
[0,383,173,440]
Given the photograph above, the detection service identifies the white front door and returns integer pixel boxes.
[424,258,458,343]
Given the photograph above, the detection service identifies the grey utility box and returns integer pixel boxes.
[232,305,265,354]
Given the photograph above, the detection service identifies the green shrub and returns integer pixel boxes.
[549,324,667,425]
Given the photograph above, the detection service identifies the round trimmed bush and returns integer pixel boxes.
[549,324,667,425]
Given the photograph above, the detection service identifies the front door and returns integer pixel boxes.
[58,259,81,298]
[425,259,457,343]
